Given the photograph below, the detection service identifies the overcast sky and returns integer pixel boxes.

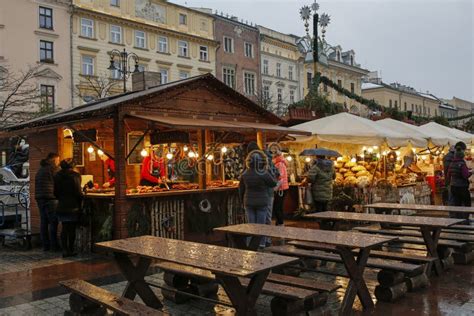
[173,0,474,102]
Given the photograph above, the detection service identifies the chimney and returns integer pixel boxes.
[132,71,162,92]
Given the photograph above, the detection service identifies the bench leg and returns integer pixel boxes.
[338,247,373,315]
[228,234,262,251]
[217,270,269,316]
[114,252,163,309]
[420,227,442,276]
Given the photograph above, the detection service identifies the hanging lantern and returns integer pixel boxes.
[97,149,104,156]
[140,148,148,157]
[87,145,94,154]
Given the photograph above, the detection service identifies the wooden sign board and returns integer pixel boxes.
[72,142,84,167]
[150,131,190,145]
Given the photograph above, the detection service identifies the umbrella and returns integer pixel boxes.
[299,148,341,157]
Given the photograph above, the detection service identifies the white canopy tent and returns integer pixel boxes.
[418,122,469,146]
[375,118,444,147]
[291,113,425,147]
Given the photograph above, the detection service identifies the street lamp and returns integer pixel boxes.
[300,1,331,94]
[107,48,141,93]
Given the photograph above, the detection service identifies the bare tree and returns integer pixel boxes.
[0,65,43,126]
[75,73,121,103]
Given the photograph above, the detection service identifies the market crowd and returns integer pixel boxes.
[35,140,471,254]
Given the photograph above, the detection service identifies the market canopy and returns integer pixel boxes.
[418,122,469,146]
[373,119,430,148]
[129,114,310,135]
[291,112,423,147]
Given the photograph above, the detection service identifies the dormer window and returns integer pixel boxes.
[336,51,341,61]
[350,55,354,66]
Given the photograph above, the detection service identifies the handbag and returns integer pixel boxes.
[304,186,314,205]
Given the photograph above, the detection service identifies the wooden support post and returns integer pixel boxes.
[197,129,206,190]
[256,131,264,150]
[113,110,127,239]
[205,129,212,184]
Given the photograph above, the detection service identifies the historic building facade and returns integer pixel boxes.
[362,77,441,118]
[258,26,303,116]
[212,13,260,102]
[0,0,71,119]
[441,97,473,127]
[71,0,217,106]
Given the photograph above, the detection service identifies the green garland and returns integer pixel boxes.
[447,112,474,121]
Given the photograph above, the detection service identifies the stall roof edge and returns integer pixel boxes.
[2,73,284,133]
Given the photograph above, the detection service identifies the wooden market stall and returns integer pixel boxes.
[2,74,308,249]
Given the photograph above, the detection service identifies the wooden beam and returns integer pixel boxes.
[256,131,264,149]
[205,129,212,184]
[197,129,206,190]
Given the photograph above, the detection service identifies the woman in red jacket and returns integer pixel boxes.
[140,151,166,186]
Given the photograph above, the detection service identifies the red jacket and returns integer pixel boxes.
[105,158,115,185]
[273,155,289,191]
[141,156,165,184]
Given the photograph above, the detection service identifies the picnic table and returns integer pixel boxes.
[305,211,465,276]
[215,223,397,315]
[95,236,297,315]
[365,203,474,217]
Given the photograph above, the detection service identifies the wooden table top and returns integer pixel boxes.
[95,236,297,277]
[214,224,396,249]
[365,203,474,214]
[306,211,465,228]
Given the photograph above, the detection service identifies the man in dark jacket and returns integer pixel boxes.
[443,142,467,206]
[447,145,472,219]
[54,159,83,257]
[307,156,335,213]
[239,153,277,248]
[34,153,60,251]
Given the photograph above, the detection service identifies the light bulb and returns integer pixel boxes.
[412,148,416,154]
[421,155,427,161]
[207,154,214,161]
[195,152,199,158]
[360,154,365,159]
[395,151,401,156]
[367,148,374,153]
[382,151,388,156]
[188,151,195,158]
[87,146,94,154]
[221,146,228,153]
[97,149,104,156]
[336,157,343,162]
[373,146,378,150]
[286,156,293,162]
[305,157,311,163]
[140,149,148,157]
[183,145,189,152]
[362,146,367,151]
[166,153,173,160]
[350,157,356,163]
[376,153,381,158]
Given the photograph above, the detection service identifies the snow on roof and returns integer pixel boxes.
[418,92,439,101]
[362,82,383,90]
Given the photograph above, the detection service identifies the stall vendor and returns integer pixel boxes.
[140,151,166,186]
[101,155,115,188]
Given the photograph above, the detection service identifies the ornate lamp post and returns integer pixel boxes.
[107,48,140,93]
[300,1,331,94]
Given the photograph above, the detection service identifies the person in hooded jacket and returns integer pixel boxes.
[272,151,289,226]
[35,152,60,251]
[307,155,335,212]
[54,159,83,257]
[239,152,277,248]
[447,143,472,219]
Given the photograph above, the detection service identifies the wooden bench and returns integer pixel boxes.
[60,279,167,316]
[400,225,474,235]
[353,227,474,243]
[450,224,474,231]
[155,261,331,315]
[287,240,436,274]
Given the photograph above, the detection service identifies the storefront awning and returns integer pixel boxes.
[129,114,311,135]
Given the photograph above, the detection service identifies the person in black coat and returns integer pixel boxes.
[54,159,83,257]
[35,152,60,251]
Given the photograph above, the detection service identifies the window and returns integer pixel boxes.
[394,100,398,109]
[110,61,122,79]
[39,7,53,30]
[159,68,168,84]
[263,86,270,101]
[179,14,187,25]
[263,60,269,75]
[178,40,188,57]
[389,100,392,108]
[223,36,234,53]
[428,108,431,116]
[244,72,255,95]
[200,19,208,31]
[244,42,253,58]
[350,83,355,94]
[411,104,414,111]
[81,18,94,38]
[110,25,122,44]
[288,66,293,80]
[179,70,189,80]
[40,85,55,112]
[336,51,341,61]
[276,63,281,77]
[277,88,282,102]
[404,102,407,111]
[307,72,312,88]
[110,0,120,6]
[81,56,94,75]
[40,40,54,63]
[435,109,438,116]
[223,67,235,88]
[337,80,342,95]
[137,64,146,72]
[289,90,295,103]
[199,46,208,61]
[158,36,168,53]
[135,30,146,48]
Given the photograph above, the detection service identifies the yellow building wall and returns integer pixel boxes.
[72,0,216,106]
